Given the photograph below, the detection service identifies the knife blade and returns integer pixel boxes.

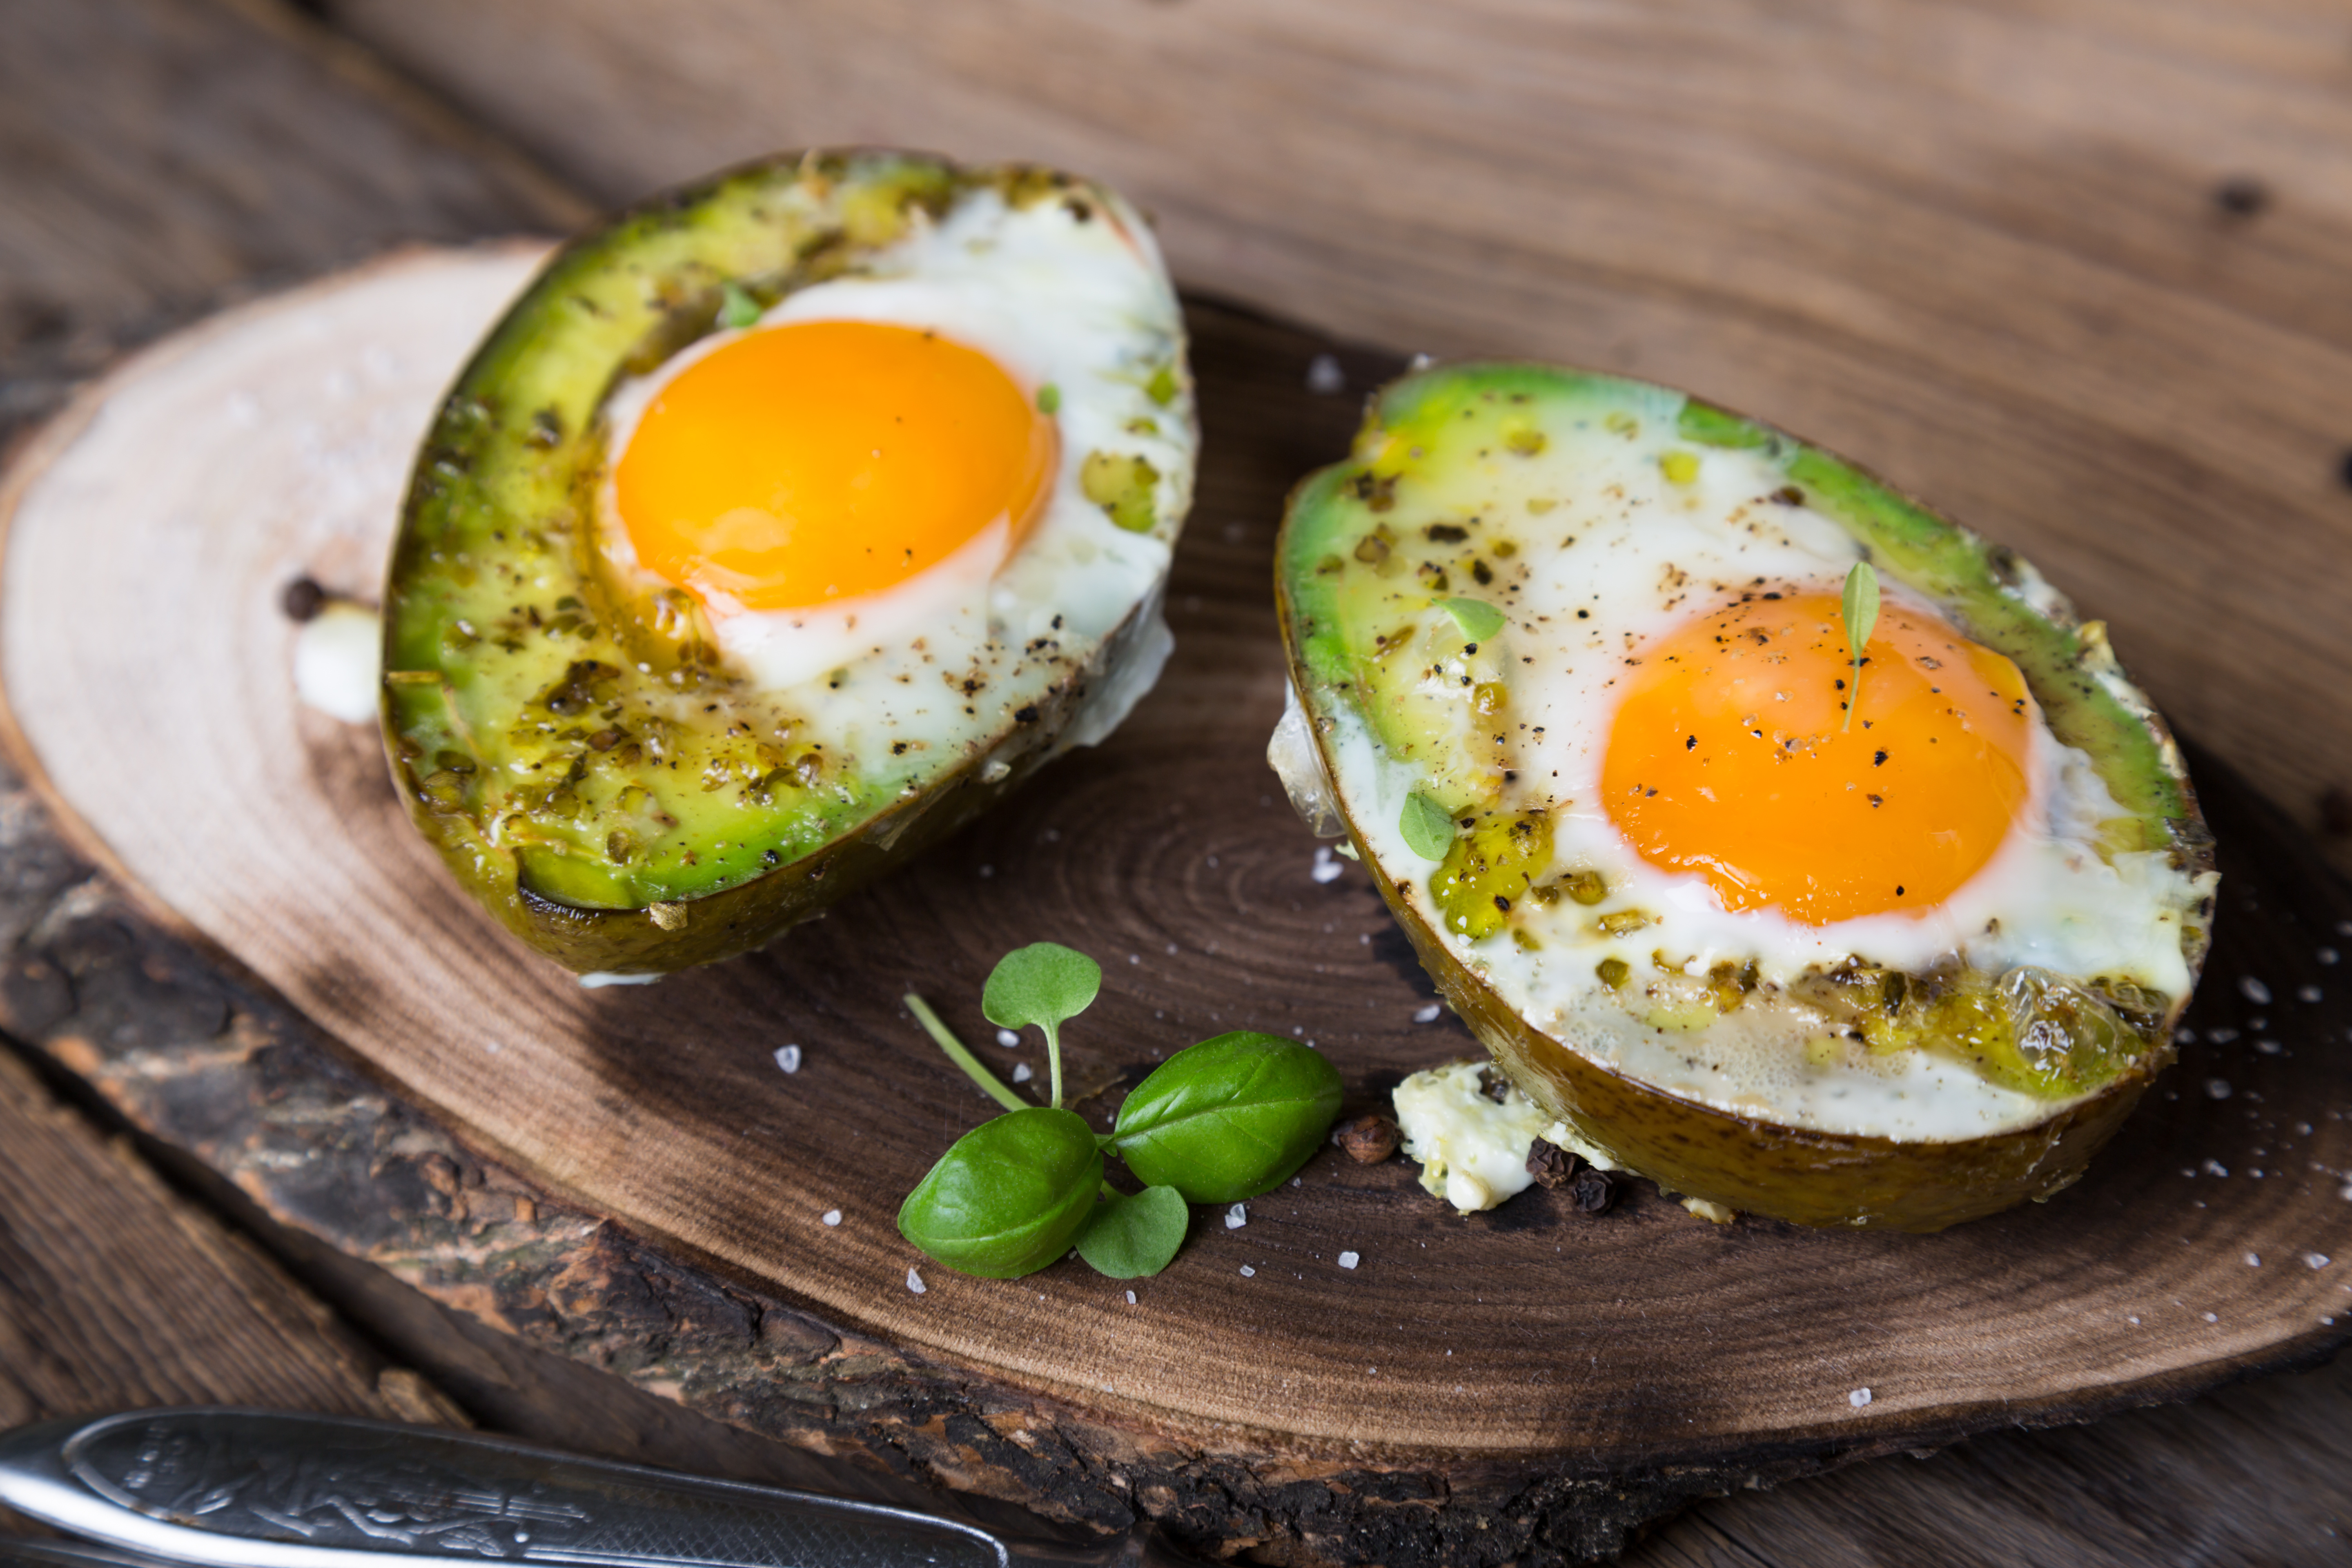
[0,1410,1154,1568]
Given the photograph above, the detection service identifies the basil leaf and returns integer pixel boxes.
[1111,1032,1343,1203]
[1437,596,1506,644]
[718,281,762,329]
[1399,791,1455,861]
[896,1106,1102,1278]
[1075,1185,1188,1278]
[982,942,1102,1037]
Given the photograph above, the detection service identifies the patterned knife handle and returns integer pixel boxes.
[0,1410,1134,1568]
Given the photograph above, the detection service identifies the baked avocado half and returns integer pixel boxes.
[1272,363,2216,1230]
[383,151,1194,976]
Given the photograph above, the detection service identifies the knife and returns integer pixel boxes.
[0,1410,1165,1568]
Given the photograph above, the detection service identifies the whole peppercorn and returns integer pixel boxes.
[1334,1114,1399,1164]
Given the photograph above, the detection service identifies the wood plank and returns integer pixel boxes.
[0,1039,456,1439]
[322,0,2352,879]
[1630,1349,2352,1566]
[0,0,585,452]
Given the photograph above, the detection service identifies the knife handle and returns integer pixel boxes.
[0,1409,1077,1568]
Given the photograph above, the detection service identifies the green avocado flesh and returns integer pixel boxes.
[382,151,1186,973]
[1275,363,2217,1229]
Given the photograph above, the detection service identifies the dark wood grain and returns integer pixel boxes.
[0,1028,461,1466]
[2,3,2349,1565]
[0,0,584,454]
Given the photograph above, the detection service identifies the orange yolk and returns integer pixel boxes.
[1601,591,2034,925]
[612,319,1057,611]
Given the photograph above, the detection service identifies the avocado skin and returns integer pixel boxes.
[1273,361,2214,1229]
[1351,821,2170,1232]
[381,150,1178,975]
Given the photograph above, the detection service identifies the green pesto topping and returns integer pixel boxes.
[1430,811,1552,942]
[1080,450,1160,533]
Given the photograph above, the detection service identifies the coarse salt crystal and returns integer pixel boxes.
[1126,1290,1138,1304]
[2204,1159,2230,1177]
[774,1045,802,1074]
[822,1208,842,1227]
[997,1028,1020,1048]
[2239,976,2272,1005]
[1239,1265,1256,1278]
[2206,1078,2233,1100]
[2309,1253,2333,1270]
[2299,985,2324,1003]
[2203,1312,2218,1323]
[907,1268,927,1294]
[1413,1003,1443,1024]
[1013,1062,1033,1083]
[1312,846,1344,884]
[1338,1251,1361,1270]
[1226,1203,1248,1229]
[2246,1252,2262,1267]
[1306,353,1345,395]
[1849,1388,1872,1408]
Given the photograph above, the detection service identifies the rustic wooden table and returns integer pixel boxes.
[2,2,2348,1565]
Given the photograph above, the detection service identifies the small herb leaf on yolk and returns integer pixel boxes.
[1602,591,2033,925]
[613,319,1057,610]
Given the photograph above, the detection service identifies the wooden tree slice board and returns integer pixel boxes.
[4,248,2350,1521]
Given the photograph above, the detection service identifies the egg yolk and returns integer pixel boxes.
[613,319,1057,610]
[1601,591,2033,925]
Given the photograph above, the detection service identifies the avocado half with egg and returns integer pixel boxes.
[1272,363,2216,1230]
[383,151,1193,975]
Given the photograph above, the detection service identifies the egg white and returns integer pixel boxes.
[595,184,1194,769]
[1312,397,2213,1141]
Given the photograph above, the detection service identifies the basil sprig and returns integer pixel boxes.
[895,943,1342,1281]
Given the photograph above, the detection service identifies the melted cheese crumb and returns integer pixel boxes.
[1392,1060,1552,1212]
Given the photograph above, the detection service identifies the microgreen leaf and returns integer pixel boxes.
[1074,1185,1188,1278]
[1399,791,1456,862]
[896,1107,1102,1278]
[1036,382,1062,415]
[1109,1032,1344,1203]
[904,993,1026,1113]
[1840,561,1880,733]
[718,281,762,330]
[1437,597,1506,644]
[982,943,1101,1108]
